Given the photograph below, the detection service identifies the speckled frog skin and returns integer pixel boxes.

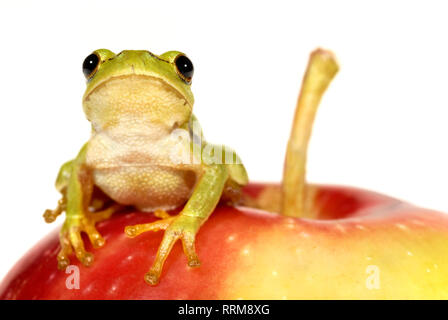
[44,49,248,285]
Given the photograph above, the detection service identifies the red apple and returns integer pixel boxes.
[1,183,448,299]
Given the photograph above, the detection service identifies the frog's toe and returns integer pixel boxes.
[43,206,63,223]
[124,217,174,238]
[144,221,200,286]
[125,215,202,285]
[86,225,105,248]
[57,254,70,270]
[43,197,66,223]
[154,209,171,219]
[43,209,59,223]
[57,229,93,269]
[182,234,201,267]
[57,236,73,270]
[57,216,106,269]
[144,270,161,286]
[66,227,95,267]
[124,210,172,239]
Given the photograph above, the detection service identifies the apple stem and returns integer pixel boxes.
[282,49,339,217]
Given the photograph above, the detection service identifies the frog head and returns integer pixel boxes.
[82,49,194,134]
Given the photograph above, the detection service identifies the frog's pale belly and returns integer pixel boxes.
[85,128,201,212]
[93,165,198,212]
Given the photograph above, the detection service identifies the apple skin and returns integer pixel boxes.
[1,183,448,300]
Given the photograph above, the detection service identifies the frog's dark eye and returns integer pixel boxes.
[82,53,100,79]
[174,55,194,84]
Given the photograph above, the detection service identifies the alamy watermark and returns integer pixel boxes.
[166,118,243,166]
[65,265,80,290]
[365,265,380,290]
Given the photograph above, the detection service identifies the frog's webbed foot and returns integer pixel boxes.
[125,214,202,285]
[57,204,122,270]
[57,214,103,270]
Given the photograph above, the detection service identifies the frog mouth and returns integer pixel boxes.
[82,74,191,127]
[83,74,190,108]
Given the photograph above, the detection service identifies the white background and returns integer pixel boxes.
[1,0,447,281]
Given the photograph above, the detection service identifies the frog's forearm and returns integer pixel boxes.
[65,144,92,218]
[56,143,106,269]
[181,164,229,222]
[55,160,74,193]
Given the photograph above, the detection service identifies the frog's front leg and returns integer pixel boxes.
[45,144,115,270]
[125,164,229,285]
[54,144,97,269]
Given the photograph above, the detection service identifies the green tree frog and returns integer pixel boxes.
[43,49,248,285]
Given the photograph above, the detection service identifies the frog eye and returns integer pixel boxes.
[174,54,194,84]
[82,53,100,79]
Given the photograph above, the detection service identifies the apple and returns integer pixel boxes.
[1,49,447,299]
[1,183,448,299]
